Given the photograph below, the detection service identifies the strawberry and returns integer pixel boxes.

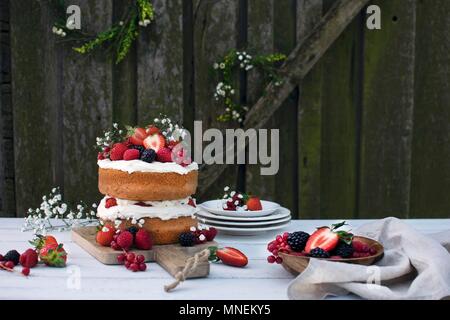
[146,125,160,136]
[143,134,166,152]
[39,243,67,267]
[246,196,262,211]
[19,249,39,268]
[123,149,140,161]
[110,143,128,161]
[105,198,117,208]
[30,235,58,251]
[304,221,352,254]
[156,147,173,163]
[135,229,153,250]
[188,198,196,207]
[129,127,148,146]
[96,224,116,247]
[215,247,248,268]
[116,231,134,250]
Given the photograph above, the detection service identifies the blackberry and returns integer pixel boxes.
[179,232,196,247]
[141,149,156,163]
[309,248,330,259]
[131,145,145,154]
[287,231,310,252]
[3,250,20,265]
[332,242,354,258]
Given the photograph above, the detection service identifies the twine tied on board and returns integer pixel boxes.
[164,248,211,292]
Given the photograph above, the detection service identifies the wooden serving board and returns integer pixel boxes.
[72,227,216,279]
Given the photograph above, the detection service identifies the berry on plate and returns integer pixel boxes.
[143,133,166,152]
[246,196,262,211]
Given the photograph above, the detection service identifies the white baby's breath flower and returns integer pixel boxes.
[190,226,197,232]
[213,63,219,69]
[219,63,225,69]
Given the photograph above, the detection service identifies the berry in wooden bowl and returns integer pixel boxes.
[266,221,384,275]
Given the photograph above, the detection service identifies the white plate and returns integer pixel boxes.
[198,200,281,217]
[197,215,291,227]
[196,207,291,222]
[199,220,291,236]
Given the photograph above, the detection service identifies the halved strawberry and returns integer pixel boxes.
[146,125,160,136]
[304,221,352,254]
[129,127,148,146]
[143,134,166,152]
[215,247,248,267]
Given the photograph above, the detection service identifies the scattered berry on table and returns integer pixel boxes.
[3,250,20,265]
[309,247,330,259]
[139,263,147,271]
[19,249,39,268]
[0,254,4,261]
[130,263,139,272]
[179,232,196,247]
[5,261,15,269]
[39,243,67,267]
[123,149,140,161]
[140,149,157,163]
[287,231,310,252]
[117,231,134,250]
[135,229,153,250]
[21,267,30,276]
[332,242,354,258]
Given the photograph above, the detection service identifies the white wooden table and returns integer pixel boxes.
[1,218,449,300]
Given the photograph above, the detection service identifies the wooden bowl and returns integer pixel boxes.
[278,236,384,275]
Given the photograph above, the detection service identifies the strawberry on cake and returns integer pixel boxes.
[95,117,199,245]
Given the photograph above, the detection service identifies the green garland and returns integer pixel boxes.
[51,0,154,64]
[213,50,286,123]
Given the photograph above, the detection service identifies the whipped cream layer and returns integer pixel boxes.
[98,159,198,175]
[97,196,199,221]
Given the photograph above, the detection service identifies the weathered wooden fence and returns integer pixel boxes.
[0,0,449,219]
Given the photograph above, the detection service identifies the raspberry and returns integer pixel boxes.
[110,143,128,161]
[110,241,121,251]
[135,229,153,250]
[123,149,140,161]
[21,267,30,276]
[203,227,218,241]
[105,198,117,209]
[19,249,39,268]
[140,149,157,163]
[156,147,173,163]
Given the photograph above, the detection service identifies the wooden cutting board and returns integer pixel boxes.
[72,226,216,279]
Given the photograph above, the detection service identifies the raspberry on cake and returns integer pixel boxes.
[95,117,200,245]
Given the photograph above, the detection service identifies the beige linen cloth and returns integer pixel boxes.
[287,217,450,300]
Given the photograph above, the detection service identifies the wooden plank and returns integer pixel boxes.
[246,0,275,202]
[297,0,323,218]
[410,0,450,218]
[359,0,416,218]
[10,1,59,217]
[137,0,184,125]
[319,0,361,219]
[112,0,137,125]
[62,0,113,208]
[193,0,240,201]
[72,226,214,279]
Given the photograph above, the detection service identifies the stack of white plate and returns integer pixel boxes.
[196,200,291,236]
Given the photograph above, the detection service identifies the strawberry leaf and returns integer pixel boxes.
[331,221,347,231]
[208,246,220,262]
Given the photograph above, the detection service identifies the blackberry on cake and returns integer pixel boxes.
[140,149,156,163]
